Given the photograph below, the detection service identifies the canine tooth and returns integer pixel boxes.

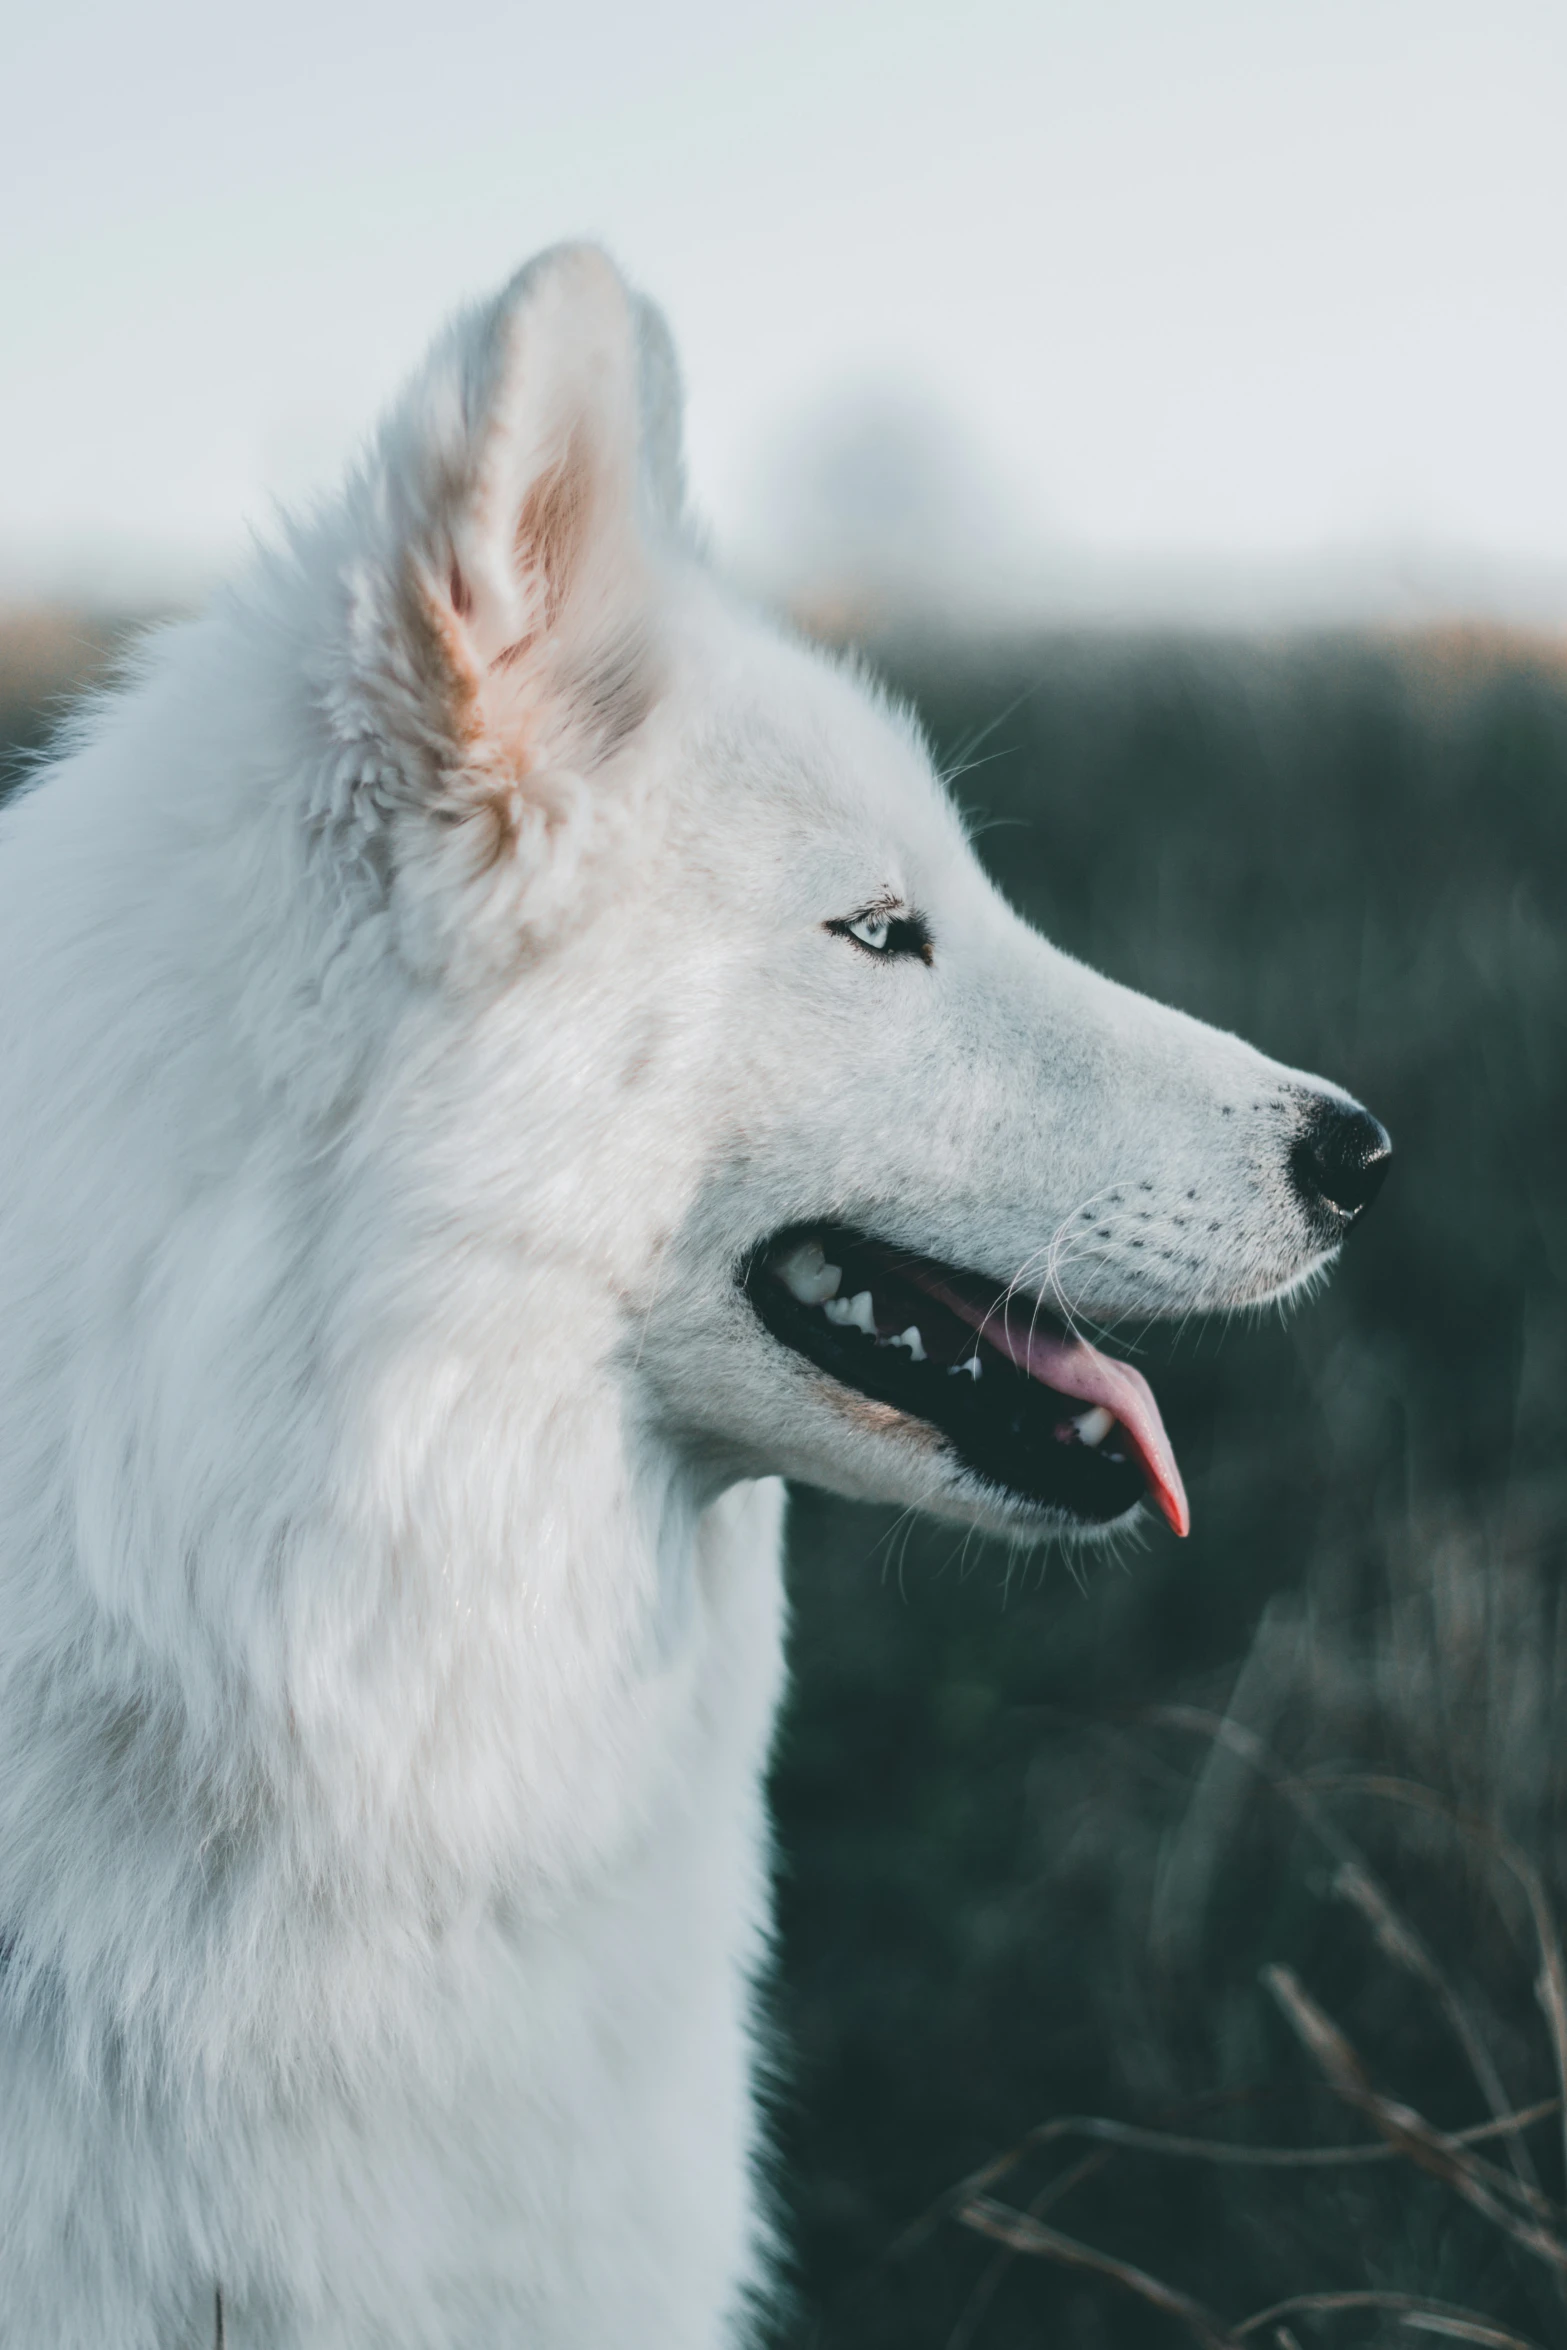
[777,1238,842,1305]
[1073,1406,1115,1448]
[823,1288,877,1335]
[948,1354,983,1380]
[886,1325,926,1362]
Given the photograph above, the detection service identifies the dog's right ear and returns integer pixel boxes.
[324,245,684,937]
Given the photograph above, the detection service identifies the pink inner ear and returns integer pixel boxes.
[407,375,650,803]
[514,431,592,635]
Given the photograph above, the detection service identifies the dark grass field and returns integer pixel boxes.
[6,614,1567,2347]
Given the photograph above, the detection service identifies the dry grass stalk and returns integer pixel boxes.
[1009,2102,1560,2177]
[1304,1774,1567,2211]
[944,2105,1563,2350]
[1149,1709,1555,2229]
[939,2096,1563,2348]
[1331,1858,1548,2219]
[1233,2292,1544,2346]
[954,2191,1557,2348]
[944,2149,1111,2350]
[956,2193,1240,2349]
[1261,1964,1567,2271]
[921,1712,1567,2344]
[892,2097,1559,2288]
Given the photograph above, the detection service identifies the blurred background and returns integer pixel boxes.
[7,3,1567,2340]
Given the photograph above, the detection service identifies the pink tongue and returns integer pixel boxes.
[916,1277,1191,1538]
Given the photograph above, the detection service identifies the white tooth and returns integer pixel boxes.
[948,1354,984,1380]
[823,1288,877,1335]
[886,1325,927,1362]
[1073,1406,1115,1449]
[777,1238,843,1305]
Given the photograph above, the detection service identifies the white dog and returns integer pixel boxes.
[0,247,1387,2346]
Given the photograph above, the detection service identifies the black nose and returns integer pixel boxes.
[1289,1097,1392,1224]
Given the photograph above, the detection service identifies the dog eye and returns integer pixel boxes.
[827,907,933,964]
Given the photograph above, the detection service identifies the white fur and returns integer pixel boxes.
[0,246,1354,2344]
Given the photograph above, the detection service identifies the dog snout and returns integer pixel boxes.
[1289,1095,1393,1226]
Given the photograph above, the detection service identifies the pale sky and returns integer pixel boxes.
[4,0,1566,614]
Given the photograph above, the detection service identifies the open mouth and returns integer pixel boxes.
[744,1225,1189,1535]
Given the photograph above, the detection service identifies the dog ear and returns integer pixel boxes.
[333,245,682,896]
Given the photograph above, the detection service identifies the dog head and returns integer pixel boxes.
[297,244,1389,1547]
